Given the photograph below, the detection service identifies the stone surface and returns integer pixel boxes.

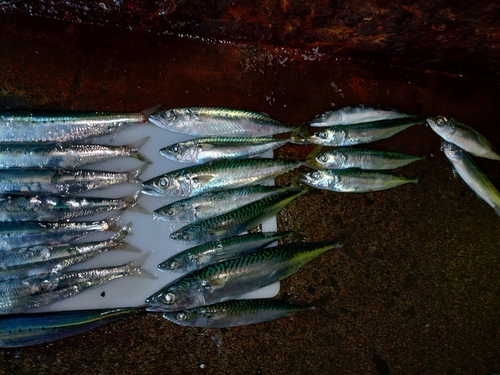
[1,11,500,375]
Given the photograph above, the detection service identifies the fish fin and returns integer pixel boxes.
[119,242,142,253]
[289,123,311,145]
[332,227,362,261]
[126,136,152,163]
[141,103,164,121]
[494,206,500,217]
[287,224,306,242]
[110,222,132,241]
[123,191,149,215]
[104,211,123,232]
[304,145,323,168]
[127,164,148,183]
[413,170,426,192]
[127,252,156,279]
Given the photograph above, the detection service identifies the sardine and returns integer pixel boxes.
[158,230,300,273]
[307,146,424,170]
[0,105,159,143]
[145,239,344,312]
[0,253,152,314]
[0,191,141,222]
[0,307,141,348]
[149,107,296,137]
[160,136,290,164]
[306,118,423,147]
[427,116,500,161]
[309,104,414,126]
[162,298,316,328]
[153,185,291,223]
[0,164,146,195]
[441,141,500,215]
[141,158,302,197]
[0,224,133,280]
[0,137,150,169]
[169,187,307,243]
[300,169,419,192]
[0,213,121,251]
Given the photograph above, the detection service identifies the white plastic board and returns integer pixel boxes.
[33,122,279,312]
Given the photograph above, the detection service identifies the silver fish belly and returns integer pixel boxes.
[149,107,296,136]
[441,141,500,215]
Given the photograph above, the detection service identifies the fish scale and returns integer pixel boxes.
[145,240,345,312]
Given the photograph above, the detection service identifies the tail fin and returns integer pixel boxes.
[104,211,123,232]
[304,145,323,169]
[289,123,311,145]
[125,252,156,279]
[123,190,149,215]
[110,222,132,241]
[141,103,164,122]
[127,164,148,183]
[125,136,151,163]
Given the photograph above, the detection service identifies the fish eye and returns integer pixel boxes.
[176,312,187,321]
[172,145,181,154]
[167,208,176,216]
[170,261,178,268]
[312,171,321,179]
[318,154,328,162]
[317,131,328,139]
[158,177,169,188]
[182,233,190,240]
[166,110,176,121]
[164,292,176,304]
[436,117,446,125]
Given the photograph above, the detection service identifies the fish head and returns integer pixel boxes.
[308,128,335,146]
[145,281,206,311]
[149,109,179,129]
[170,227,198,243]
[441,140,465,161]
[426,116,455,136]
[159,143,186,161]
[309,111,336,126]
[141,173,184,197]
[300,170,333,190]
[315,151,346,169]
[153,204,178,221]
[158,255,187,272]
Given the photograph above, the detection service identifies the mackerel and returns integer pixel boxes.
[145,239,345,312]
[0,137,150,169]
[159,230,299,273]
[441,141,500,215]
[141,158,302,197]
[427,116,500,161]
[149,107,297,136]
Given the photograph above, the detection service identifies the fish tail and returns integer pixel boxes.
[304,145,323,168]
[126,252,156,279]
[110,222,132,241]
[127,164,148,184]
[288,224,306,242]
[413,170,427,192]
[104,211,123,232]
[126,136,152,163]
[141,103,164,121]
[289,123,311,145]
[123,190,149,215]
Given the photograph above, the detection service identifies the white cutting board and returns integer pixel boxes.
[33,122,279,312]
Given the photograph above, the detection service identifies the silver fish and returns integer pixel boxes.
[160,136,290,164]
[0,224,133,280]
[300,169,419,193]
[145,239,344,312]
[0,105,159,143]
[149,107,297,137]
[141,158,302,197]
[0,253,152,314]
[427,116,500,161]
[0,307,140,348]
[0,191,141,222]
[0,137,150,169]
[0,164,146,195]
[153,185,291,223]
[306,118,423,147]
[169,187,307,243]
[307,146,424,170]
[441,141,500,215]
[309,104,414,126]
[0,213,121,251]
[158,230,299,273]
[162,298,317,328]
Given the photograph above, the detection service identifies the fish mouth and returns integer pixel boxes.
[299,172,316,186]
[148,114,164,128]
[140,185,163,197]
[145,306,170,313]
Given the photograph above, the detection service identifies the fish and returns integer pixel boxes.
[309,104,414,127]
[149,107,297,137]
[0,307,141,348]
[0,224,134,280]
[0,213,121,251]
[0,191,141,222]
[0,105,159,143]
[169,187,307,243]
[159,136,291,164]
[0,137,150,169]
[141,158,302,197]
[441,141,500,215]
[0,253,153,314]
[306,118,423,147]
[0,164,146,195]
[300,169,419,193]
[306,146,424,170]
[145,239,345,312]
[161,298,317,328]
[158,230,300,273]
[427,116,500,161]
[153,185,292,223]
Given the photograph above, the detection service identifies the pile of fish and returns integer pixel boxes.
[0,103,498,348]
